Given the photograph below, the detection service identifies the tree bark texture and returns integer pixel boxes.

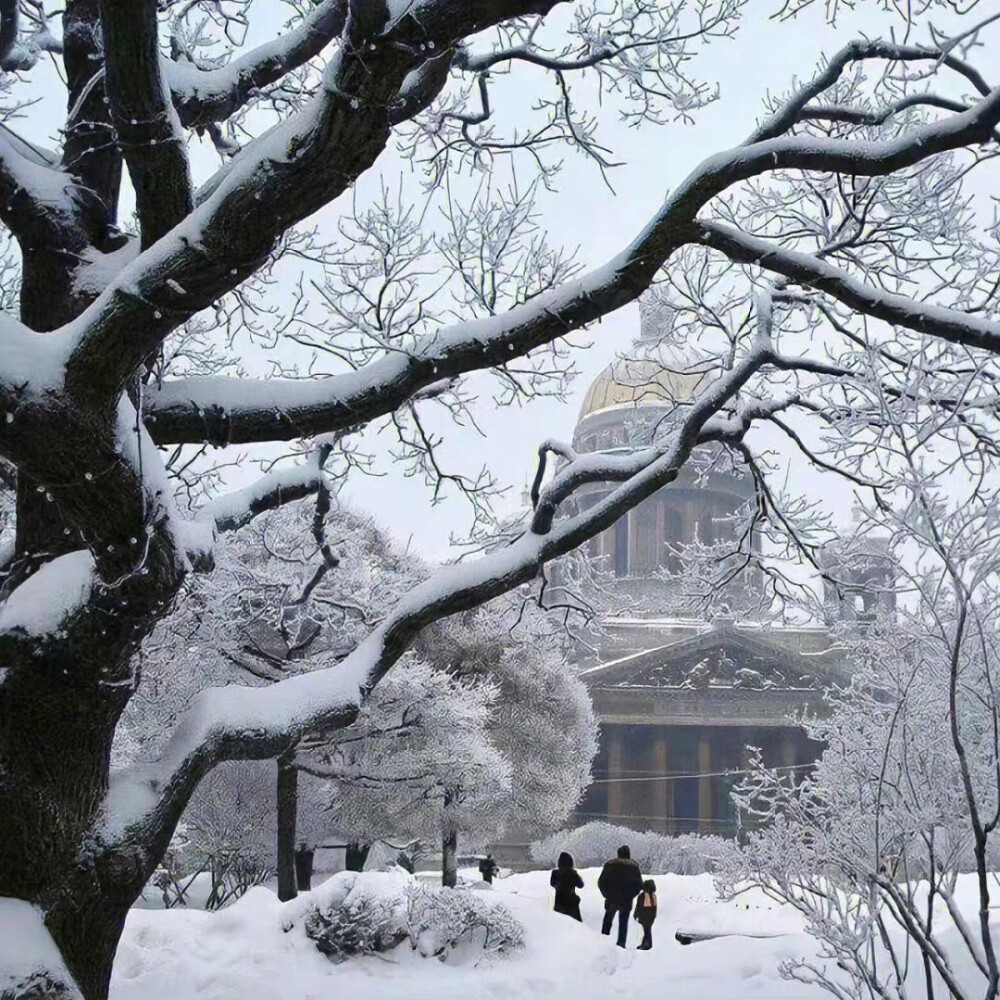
[276,759,299,902]
[441,829,458,889]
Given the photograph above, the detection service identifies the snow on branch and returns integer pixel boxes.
[166,0,348,127]
[0,126,79,238]
[101,344,782,846]
[200,460,328,534]
[142,75,1000,449]
[0,0,59,72]
[0,549,95,639]
[0,314,73,408]
[747,37,993,145]
[695,220,1000,355]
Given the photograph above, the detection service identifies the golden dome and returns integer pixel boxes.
[578,357,712,422]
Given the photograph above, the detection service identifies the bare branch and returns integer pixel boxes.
[748,38,994,144]
[695,219,1000,355]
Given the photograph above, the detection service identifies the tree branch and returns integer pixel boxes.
[748,38,993,145]
[63,0,557,403]
[199,459,327,535]
[166,0,349,127]
[694,219,1000,355]
[101,0,193,250]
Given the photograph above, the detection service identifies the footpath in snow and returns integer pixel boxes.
[111,868,826,1000]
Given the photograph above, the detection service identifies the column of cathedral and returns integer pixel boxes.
[651,730,670,834]
[607,729,623,821]
[698,734,712,831]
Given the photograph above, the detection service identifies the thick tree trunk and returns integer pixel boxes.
[0,640,149,1000]
[441,829,458,889]
[276,758,298,902]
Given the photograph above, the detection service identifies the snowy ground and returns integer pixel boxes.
[111,868,828,1000]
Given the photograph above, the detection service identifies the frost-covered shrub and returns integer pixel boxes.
[304,895,409,962]
[289,870,410,963]
[531,822,732,874]
[285,871,523,965]
[405,883,524,960]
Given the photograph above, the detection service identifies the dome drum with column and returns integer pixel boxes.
[568,354,756,595]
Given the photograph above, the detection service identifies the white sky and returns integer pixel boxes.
[13,1,994,565]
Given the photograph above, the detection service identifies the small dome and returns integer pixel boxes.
[579,357,712,422]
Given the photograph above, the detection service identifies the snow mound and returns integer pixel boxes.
[111,870,825,1000]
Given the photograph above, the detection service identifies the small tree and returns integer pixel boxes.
[306,658,511,886]
[720,388,1000,1000]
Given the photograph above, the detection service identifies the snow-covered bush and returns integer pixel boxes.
[405,883,525,960]
[0,973,80,1000]
[531,822,731,874]
[285,871,523,965]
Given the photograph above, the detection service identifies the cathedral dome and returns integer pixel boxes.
[578,357,712,422]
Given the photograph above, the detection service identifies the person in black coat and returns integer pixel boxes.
[633,878,657,950]
[479,853,500,884]
[550,851,584,921]
[294,842,314,893]
[597,845,644,947]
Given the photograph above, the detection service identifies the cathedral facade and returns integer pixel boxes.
[562,315,893,839]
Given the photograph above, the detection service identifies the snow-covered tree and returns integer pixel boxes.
[719,384,1000,1000]
[126,498,596,889]
[306,658,511,884]
[0,2,998,996]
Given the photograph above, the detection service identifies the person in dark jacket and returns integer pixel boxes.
[550,851,584,921]
[634,878,657,950]
[597,845,644,947]
[479,853,500,884]
[294,842,314,892]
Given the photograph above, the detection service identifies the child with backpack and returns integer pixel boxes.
[634,878,657,950]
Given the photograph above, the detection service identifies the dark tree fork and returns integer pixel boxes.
[0,1,996,997]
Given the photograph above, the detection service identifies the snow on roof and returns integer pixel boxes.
[578,643,679,678]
